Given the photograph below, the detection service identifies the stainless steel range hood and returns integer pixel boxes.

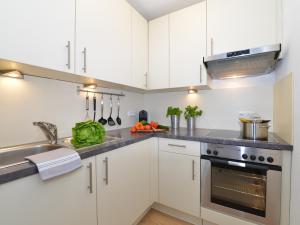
[203,44,281,79]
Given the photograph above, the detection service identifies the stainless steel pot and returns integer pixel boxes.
[241,121,270,140]
[170,115,180,129]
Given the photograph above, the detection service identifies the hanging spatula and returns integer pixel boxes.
[116,96,121,125]
[107,95,115,126]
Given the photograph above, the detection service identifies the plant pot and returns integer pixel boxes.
[187,117,196,130]
[170,115,180,129]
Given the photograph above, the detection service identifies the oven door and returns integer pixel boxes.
[201,156,282,225]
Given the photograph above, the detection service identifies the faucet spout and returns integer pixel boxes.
[33,122,58,145]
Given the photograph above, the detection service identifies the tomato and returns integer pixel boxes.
[135,122,143,130]
[150,121,158,129]
[145,125,151,130]
[130,127,137,133]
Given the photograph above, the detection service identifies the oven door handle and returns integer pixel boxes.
[203,156,270,171]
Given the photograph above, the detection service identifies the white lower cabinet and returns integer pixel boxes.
[158,139,201,217]
[0,157,97,225]
[96,139,154,225]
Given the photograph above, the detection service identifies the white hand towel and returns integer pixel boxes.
[25,148,81,181]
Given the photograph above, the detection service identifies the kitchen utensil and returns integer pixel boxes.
[93,93,96,122]
[98,94,107,125]
[116,96,121,125]
[107,95,115,126]
[241,120,271,140]
[84,92,90,120]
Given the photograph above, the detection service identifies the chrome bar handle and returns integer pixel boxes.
[192,160,195,180]
[82,47,87,73]
[144,72,148,88]
[210,38,214,56]
[103,157,109,185]
[66,41,71,70]
[168,144,186,148]
[200,65,202,83]
[87,162,93,193]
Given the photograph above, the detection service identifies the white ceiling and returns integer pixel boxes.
[127,0,203,20]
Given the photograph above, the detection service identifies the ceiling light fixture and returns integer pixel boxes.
[84,83,97,89]
[0,70,24,79]
[188,88,198,94]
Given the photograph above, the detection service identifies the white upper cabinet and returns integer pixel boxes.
[76,0,132,85]
[132,8,148,89]
[169,2,207,88]
[207,0,281,55]
[0,0,75,73]
[148,16,170,89]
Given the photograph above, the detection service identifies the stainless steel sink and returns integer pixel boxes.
[0,135,122,169]
[0,143,65,169]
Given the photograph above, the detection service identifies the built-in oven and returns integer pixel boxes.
[201,143,282,225]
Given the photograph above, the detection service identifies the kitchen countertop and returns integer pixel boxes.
[0,128,292,185]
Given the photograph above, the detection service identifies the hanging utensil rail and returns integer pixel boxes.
[77,86,125,97]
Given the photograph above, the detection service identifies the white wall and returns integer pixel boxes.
[0,75,144,148]
[144,75,274,131]
[0,73,275,148]
[275,0,300,224]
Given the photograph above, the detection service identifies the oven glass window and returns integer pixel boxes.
[211,164,267,217]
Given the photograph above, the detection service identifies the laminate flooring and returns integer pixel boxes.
[138,209,193,225]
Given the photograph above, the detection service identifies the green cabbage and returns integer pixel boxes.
[71,120,106,149]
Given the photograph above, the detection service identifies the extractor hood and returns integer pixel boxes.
[203,44,281,79]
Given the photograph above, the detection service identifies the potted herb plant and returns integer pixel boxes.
[184,105,203,130]
[166,106,182,129]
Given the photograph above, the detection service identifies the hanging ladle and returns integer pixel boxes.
[116,96,121,125]
[98,94,107,125]
[107,95,115,126]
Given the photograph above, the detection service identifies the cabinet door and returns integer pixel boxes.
[207,0,280,55]
[170,2,207,87]
[159,151,200,217]
[76,0,132,85]
[0,157,97,225]
[132,8,148,89]
[148,16,170,89]
[0,0,75,73]
[97,140,152,225]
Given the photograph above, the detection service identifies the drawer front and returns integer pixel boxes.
[159,138,200,156]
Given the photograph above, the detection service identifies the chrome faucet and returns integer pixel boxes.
[33,122,58,144]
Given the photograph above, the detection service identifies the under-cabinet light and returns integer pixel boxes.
[0,70,24,79]
[84,83,97,89]
[188,88,198,94]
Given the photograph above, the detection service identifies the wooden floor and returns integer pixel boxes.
[138,209,192,225]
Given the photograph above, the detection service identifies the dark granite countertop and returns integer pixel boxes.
[0,128,292,185]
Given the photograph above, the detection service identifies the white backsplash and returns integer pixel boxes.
[0,75,144,148]
[0,73,275,148]
[144,75,274,131]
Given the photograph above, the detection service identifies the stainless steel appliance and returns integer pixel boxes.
[203,44,281,79]
[201,143,282,225]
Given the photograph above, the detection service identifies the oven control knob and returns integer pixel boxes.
[213,151,218,156]
[250,155,256,161]
[267,157,274,163]
[242,154,248,159]
[207,149,212,155]
[258,156,265,162]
